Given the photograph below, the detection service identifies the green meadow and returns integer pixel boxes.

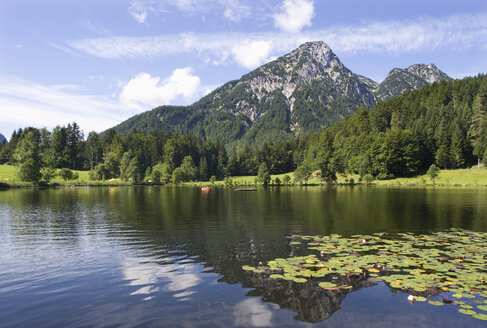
[1,164,487,188]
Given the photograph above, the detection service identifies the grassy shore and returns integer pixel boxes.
[0,164,130,187]
[1,164,486,188]
[183,167,487,187]
[374,166,487,187]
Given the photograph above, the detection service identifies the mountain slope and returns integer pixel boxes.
[111,42,450,146]
[375,64,451,101]
[0,133,6,145]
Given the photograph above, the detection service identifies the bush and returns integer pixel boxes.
[224,176,233,186]
[362,174,373,185]
[151,170,161,184]
[274,177,281,185]
[283,175,291,185]
[18,158,41,183]
[41,167,56,182]
[59,168,74,181]
[427,164,440,184]
[172,167,185,184]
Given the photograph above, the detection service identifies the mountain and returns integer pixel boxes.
[0,133,7,145]
[375,64,451,101]
[111,41,450,147]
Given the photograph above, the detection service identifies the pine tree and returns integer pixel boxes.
[469,91,486,167]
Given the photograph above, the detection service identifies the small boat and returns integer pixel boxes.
[201,186,210,192]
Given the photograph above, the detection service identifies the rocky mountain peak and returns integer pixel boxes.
[406,63,450,84]
[292,41,338,66]
[375,63,451,101]
[0,133,7,145]
[111,41,450,148]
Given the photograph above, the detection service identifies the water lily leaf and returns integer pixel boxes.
[459,309,476,316]
[477,305,487,311]
[269,274,284,279]
[293,277,307,283]
[472,313,487,320]
[428,301,444,306]
[319,282,338,289]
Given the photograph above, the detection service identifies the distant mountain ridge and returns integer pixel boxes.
[111,41,450,146]
[375,64,451,101]
[0,133,7,144]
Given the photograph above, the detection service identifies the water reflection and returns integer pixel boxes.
[1,186,487,327]
[122,257,201,301]
[233,298,276,327]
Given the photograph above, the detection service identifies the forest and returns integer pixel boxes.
[0,74,486,185]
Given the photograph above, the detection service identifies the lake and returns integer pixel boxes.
[1,186,486,327]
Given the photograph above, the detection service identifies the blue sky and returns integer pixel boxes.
[1,0,486,139]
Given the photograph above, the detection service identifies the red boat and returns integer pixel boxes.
[201,187,210,192]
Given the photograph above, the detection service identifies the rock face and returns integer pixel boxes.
[375,64,451,101]
[111,41,450,147]
[0,133,7,145]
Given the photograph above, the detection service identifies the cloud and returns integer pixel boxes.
[128,1,148,23]
[274,0,314,33]
[222,1,251,22]
[65,12,487,69]
[231,40,272,69]
[119,67,201,110]
[0,75,135,136]
[128,0,254,22]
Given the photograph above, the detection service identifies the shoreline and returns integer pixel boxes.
[1,165,486,189]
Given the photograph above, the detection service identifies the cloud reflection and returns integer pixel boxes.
[234,298,274,327]
[122,257,201,301]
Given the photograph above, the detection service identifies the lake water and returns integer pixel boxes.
[1,186,486,327]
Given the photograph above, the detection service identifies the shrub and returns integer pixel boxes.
[59,168,74,181]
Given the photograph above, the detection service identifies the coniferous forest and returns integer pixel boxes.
[1,74,486,184]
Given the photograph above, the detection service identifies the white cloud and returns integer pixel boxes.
[65,12,487,68]
[126,0,256,23]
[128,2,148,24]
[222,1,250,22]
[231,40,272,69]
[0,75,134,136]
[273,0,314,33]
[119,67,201,110]
[0,71,209,137]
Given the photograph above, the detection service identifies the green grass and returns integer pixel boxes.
[1,164,487,188]
[0,164,19,182]
[375,166,487,187]
[0,164,129,187]
[184,171,361,187]
[188,167,487,188]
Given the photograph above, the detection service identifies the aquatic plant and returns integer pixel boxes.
[243,229,487,321]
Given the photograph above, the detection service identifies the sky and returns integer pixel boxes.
[1,0,487,140]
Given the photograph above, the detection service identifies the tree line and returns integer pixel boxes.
[293,74,487,182]
[0,124,305,184]
[1,74,485,185]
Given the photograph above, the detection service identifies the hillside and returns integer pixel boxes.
[110,41,450,147]
[296,74,487,181]
[0,133,6,145]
